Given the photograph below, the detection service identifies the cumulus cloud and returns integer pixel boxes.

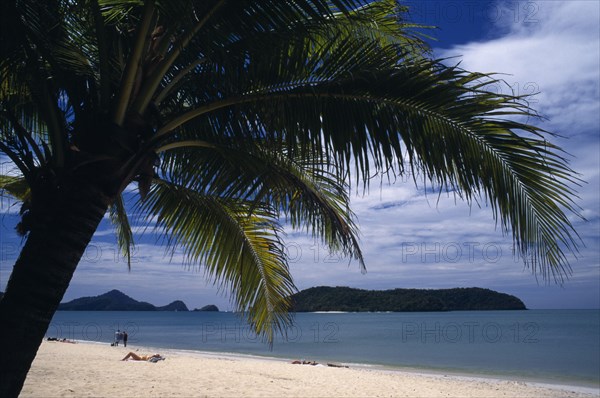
[438,1,600,134]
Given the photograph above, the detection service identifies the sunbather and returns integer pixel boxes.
[121,352,163,361]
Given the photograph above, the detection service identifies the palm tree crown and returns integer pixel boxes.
[0,0,581,355]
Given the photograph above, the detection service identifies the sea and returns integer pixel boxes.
[46,309,600,389]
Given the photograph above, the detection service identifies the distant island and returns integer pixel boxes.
[194,305,219,312]
[7,287,525,312]
[57,289,218,312]
[291,286,526,312]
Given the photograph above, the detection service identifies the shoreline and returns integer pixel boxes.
[81,338,600,391]
[157,344,600,392]
[45,309,600,389]
[20,340,600,397]
[133,344,600,393]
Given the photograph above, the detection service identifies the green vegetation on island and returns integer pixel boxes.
[291,287,526,312]
[58,290,198,311]
[194,305,220,312]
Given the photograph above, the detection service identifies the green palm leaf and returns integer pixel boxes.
[139,179,296,342]
[154,52,580,281]
[0,175,30,201]
[159,141,365,269]
[108,194,135,269]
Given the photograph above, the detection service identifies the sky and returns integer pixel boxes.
[1,0,599,311]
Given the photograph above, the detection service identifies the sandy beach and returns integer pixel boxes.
[20,340,599,397]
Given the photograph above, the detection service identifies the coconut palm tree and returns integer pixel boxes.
[0,0,581,396]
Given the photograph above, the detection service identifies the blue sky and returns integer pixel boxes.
[1,0,598,311]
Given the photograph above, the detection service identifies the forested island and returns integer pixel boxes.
[58,290,188,311]
[4,287,525,312]
[290,286,526,312]
[57,289,218,311]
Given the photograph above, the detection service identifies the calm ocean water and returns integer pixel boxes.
[46,310,599,388]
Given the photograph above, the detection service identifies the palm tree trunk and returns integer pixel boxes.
[0,180,110,398]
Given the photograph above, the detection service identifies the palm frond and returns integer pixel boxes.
[112,0,155,125]
[155,54,581,280]
[129,0,427,116]
[138,178,296,343]
[109,194,134,269]
[0,175,30,201]
[158,141,365,271]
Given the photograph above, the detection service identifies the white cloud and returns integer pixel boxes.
[438,1,600,135]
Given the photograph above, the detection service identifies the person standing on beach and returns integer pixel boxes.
[114,330,122,346]
[123,331,128,347]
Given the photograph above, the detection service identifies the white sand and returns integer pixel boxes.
[20,340,599,397]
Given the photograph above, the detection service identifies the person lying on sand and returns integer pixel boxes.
[47,337,77,343]
[121,352,164,362]
[291,360,348,368]
[291,360,319,365]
